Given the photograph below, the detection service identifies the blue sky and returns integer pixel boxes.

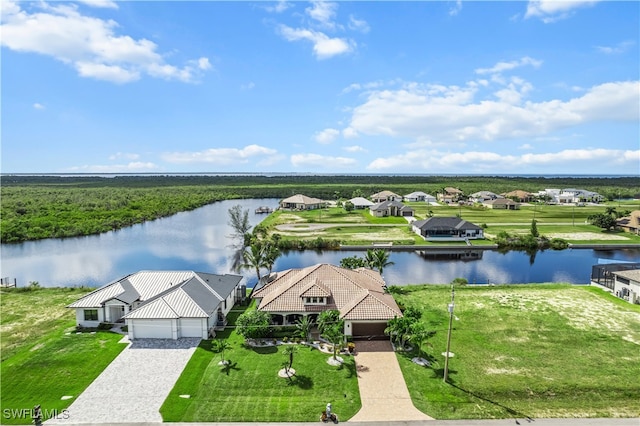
[2,0,639,175]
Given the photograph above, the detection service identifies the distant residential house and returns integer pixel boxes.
[412,217,484,241]
[251,263,403,339]
[437,187,464,204]
[483,198,520,210]
[404,191,436,203]
[618,211,640,235]
[538,188,603,204]
[469,191,501,203]
[370,200,414,217]
[349,197,375,209]
[280,194,325,210]
[370,190,402,203]
[67,270,243,339]
[611,269,640,304]
[503,190,534,203]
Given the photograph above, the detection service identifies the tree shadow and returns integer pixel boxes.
[287,374,313,389]
[448,382,535,423]
[246,345,278,354]
[220,360,241,376]
[337,359,358,379]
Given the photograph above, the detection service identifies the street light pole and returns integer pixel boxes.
[443,285,455,382]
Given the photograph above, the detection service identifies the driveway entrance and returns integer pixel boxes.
[46,337,199,424]
[349,340,433,422]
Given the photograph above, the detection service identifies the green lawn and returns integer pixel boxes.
[161,328,361,422]
[0,287,128,424]
[391,284,640,419]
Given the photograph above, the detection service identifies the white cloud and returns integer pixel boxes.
[343,145,367,153]
[348,15,370,33]
[291,153,356,168]
[0,1,211,84]
[264,1,292,14]
[278,25,353,59]
[314,128,340,144]
[33,103,45,110]
[475,57,542,76]
[109,152,140,161]
[518,144,533,150]
[367,148,640,173]
[449,0,462,16]
[163,144,278,165]
[306,1,338,29]
[68,161,158,173]
[241,82,256,90]
[595,40,635,55]
[342,127,359,139]
[525,0,600,23]
[76,0,119,9]
[345,76,639,144]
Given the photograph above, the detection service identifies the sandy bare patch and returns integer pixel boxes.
[483,289,640,344]
[276,213,307,223]
[486,367,526,375]
[547,232,629,241]
[30,342,45,352]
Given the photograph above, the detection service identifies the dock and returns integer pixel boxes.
[255,206,274,214]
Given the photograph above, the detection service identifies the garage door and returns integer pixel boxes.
[352,322,388,340]
[131,319,173,339]
[180,318,203,338]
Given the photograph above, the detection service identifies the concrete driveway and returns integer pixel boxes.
[46,337,200,424]
[349,340,434,422]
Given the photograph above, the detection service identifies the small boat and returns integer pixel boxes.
[255,206,273,214]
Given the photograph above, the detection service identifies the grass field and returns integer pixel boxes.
[0,287,127,424]
[390,284,640,419]
[160,327,361,422]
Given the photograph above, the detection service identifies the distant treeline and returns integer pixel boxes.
[2,174,639,243]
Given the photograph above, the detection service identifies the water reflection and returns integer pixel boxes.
[1,199,639,288]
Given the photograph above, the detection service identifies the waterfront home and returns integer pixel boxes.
[611,269,640,303]
[618,210,640,235]
[370,200,414,217]
[404,191,436,203]
[251,263,402,339]
[68,271,243,339]
[538,188,604,204]
[280,194,325,210]
[412,217,484,241]
[370,190,402,203]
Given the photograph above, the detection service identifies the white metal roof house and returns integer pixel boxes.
[68,271,243,339]
[412,217,484,241]
[349,197,375,209]
[611,269,640,304]
[404,191,436,203]
[251,264,403,339]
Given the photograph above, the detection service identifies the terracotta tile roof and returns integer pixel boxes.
[252,264,402,321]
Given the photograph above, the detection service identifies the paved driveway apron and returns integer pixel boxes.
[349,341,433,422]
[47,337,200,424]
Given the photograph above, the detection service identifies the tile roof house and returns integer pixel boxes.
[369,200,414,217]
[437,187,464,203]
[412,217,484,241]
[370,190,402,203]
[251,264,403,339]
[280,194,325,210]
[618,211,640,235]
[68,271,243,339]
[502,190,534,202]
[483,198,521,210]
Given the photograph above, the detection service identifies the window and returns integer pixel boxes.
[84,309,98,321]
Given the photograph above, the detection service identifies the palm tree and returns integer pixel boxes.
[409,322,430,359]
[262,239,281,277]
[317,310,340,335]
[241,243,267,283]
[366,249,395,276]
[322,323,345,361]
[213,339,231,364]
[282,345,298,376]
[295,316,313,341]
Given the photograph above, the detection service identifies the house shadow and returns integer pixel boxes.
[247,345,278,354]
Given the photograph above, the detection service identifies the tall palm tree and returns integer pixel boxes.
[262,239,281,277]
[366,249,395,276]
[317,310,340,335]
[295,316,313,341]
[242,243,267,283]
[322,323,345,361]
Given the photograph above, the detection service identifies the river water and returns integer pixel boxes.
[2,199,639,288]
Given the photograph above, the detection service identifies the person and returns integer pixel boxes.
[325,403,332,418]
